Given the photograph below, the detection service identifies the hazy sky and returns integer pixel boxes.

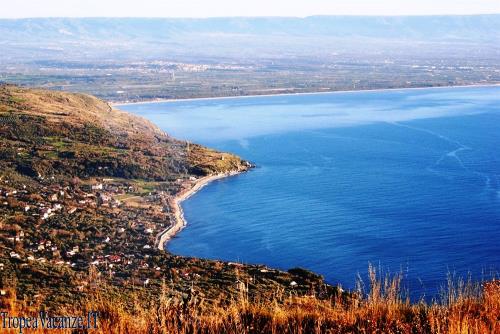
[2,0,500,18]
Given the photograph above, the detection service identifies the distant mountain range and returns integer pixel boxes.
[2,15,500,41]
[1,15,500,62]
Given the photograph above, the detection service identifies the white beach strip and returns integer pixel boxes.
[112,83,500,107]
[156,171,243,250]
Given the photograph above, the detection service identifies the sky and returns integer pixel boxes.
[2,0,500,18]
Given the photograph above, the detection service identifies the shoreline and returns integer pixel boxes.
[112,83,500,107]
[156,171,243,250]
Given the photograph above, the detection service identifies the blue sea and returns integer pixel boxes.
[120,86,500,299]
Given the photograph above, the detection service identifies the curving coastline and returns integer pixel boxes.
[156,171,244,250]
[113,83,500,107]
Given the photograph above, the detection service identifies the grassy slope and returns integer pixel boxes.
[0,85,249,180]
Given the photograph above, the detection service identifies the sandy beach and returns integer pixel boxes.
[156,171,243,250]
[112,83,500,107]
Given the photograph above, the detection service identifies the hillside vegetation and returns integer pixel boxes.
[0,85,246,179]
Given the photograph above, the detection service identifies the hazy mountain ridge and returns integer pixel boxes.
[1,16,500,62]
[2,16,500,41]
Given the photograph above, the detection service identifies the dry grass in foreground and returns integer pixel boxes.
[2,266,499,334]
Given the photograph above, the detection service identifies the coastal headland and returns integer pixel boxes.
[0,84,334,308]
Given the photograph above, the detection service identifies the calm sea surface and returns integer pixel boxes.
[120,87,500,298]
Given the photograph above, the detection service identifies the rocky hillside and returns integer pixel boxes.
[0,84,247,180]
